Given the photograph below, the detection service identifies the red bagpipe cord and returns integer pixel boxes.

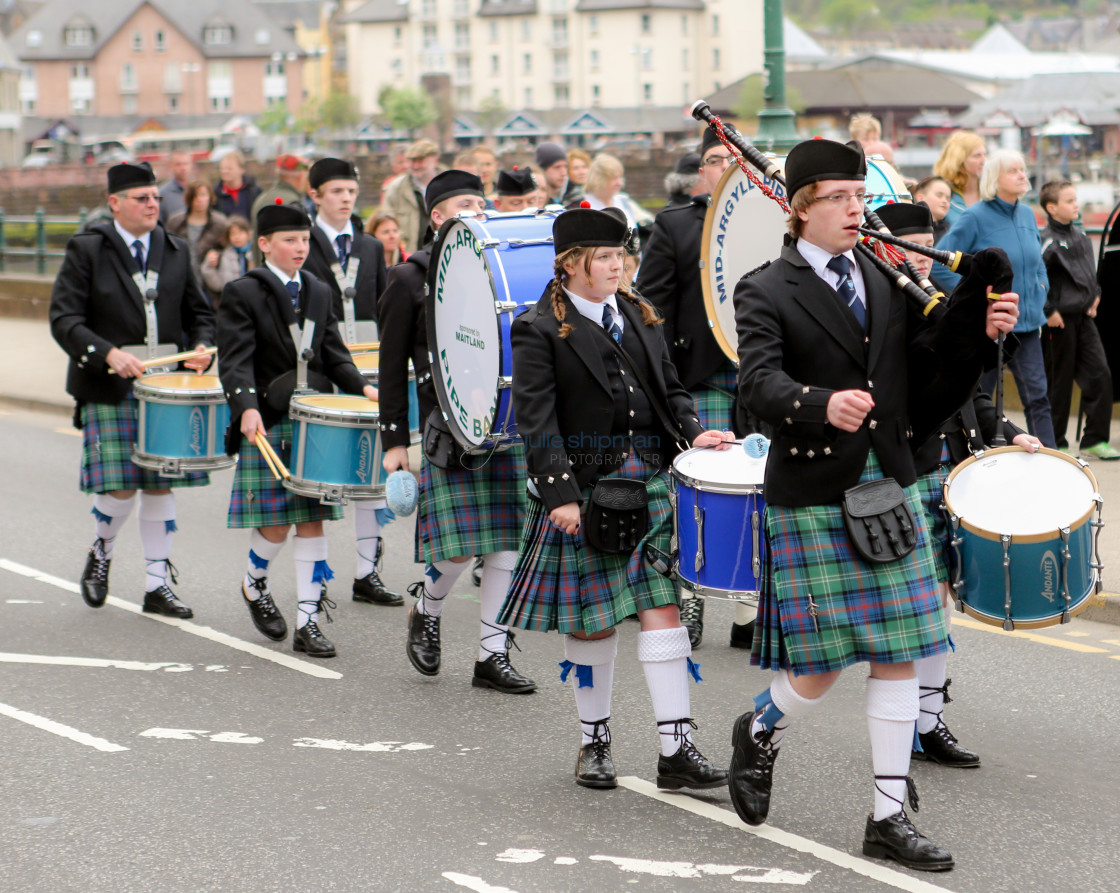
[710,115,790,213]
[865,237,907,267]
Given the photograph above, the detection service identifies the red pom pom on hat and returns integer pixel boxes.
[580,200,591,208]
[274,197,283,204]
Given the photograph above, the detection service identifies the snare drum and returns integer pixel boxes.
[427,211,556,453]
[671,446,768,602]
[943,446,1104,629]
[285,394,385,504]
[132,373,234,476]
[351,350,421,445]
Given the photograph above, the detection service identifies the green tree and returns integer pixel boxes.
[258,103,293,134]
[821,0,888,35]
[476,94,507,138]
[320,92,359,132]
[378,85,437,138]
[734,76,805,122]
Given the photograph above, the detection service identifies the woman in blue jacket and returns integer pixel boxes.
[939,148,1055,447]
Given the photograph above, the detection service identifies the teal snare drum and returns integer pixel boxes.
[132,372,234,476]
[285,394,384,505]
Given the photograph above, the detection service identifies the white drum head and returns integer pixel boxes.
[945,448,1097,537]
[673,445,767,492]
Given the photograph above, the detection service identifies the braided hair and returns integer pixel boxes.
[549,246,662,338]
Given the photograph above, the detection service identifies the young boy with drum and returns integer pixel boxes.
[303,157,404,609]
[378,170,537,694]
[729,138,1021,870]
[500,205,732,790]
[218,201,377,658]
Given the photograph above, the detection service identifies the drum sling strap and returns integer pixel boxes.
[331,256,378,345]
[116,236,176,369]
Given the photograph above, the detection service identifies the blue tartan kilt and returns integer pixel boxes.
[752,450,948,676]
[690,361,738,432]
[414,442,528,564]
[80,398,209,493]
[499,452,679,635]
[227,418,343,529]
[915,441,954,584]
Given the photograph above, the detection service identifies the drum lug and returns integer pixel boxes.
[495,300,520,313]
[751,508,762,579]
[1091,497,1105,592]
[1059,526,1072,623]
[948,514,965,612]
[1000,533,1014,631]
[694,503,705,574]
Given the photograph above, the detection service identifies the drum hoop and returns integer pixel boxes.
[671,465,763,495]
[132,383,225,401]
[700,161,748,366]
[676,576,760,602]
[290,396,380,426]
[943,445,1099,543]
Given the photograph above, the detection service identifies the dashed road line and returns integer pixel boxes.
[951,615,1110,654]
[0,701,128,753]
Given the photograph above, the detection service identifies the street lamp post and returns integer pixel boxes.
[754,0,799,150]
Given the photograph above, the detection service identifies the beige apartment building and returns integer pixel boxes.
[342,0,762,122]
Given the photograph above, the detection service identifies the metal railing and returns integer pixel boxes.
[0,208,87,275]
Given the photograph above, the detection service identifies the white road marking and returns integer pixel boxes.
[0,558,342,680]
[588,854,815,884]
[0,652,195,672]
[0,701,128,753]
[293,737,435,752]
[495,849,546,864]
[442,873,519,893]
[951,616,1107,654]
[140,728,211,740]
[619,778,958,893]
[553,857,577,866]
[6,599,43,604]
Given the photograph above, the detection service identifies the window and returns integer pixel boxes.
[455,55,471,82]
[454,0,470,16]
[131,30,142,51]
[591,84,600,104]
[164,61,182,93]
[524,86,532,107]
[713,48,720,70]
[72,97,91,115]
[120,62,137,92]
[255,28,270,45]
[642,48,653,70]
[682,82,690,104]
[394,26,403,43]
[590,48,599,70]
[523,53,531,75]
[421,0,436,15]
[65,26,93,47]
[491,54,499,74]
[25,30,41,47]
[640,14,651,34]
[456,86,471,107]
[422,24,437,48]
[489,22,498,43]
[553,51,568,80]
[265,60,285,77]
[681,48,689,71]
[682,15,688,36]
[712,14,720,37]
[123,95,137,114]
[589,15,598,36]
[455,22,469,49]
[167,94,179,113]
[551,17,567,46]
[208,60,233,111]
[70,63,90,79]
[155,30,166,51]
[554,84,569,105]
[204,25,232,45]
[643,83,652,103]
[521,19,531,41]
[391,58,402,73]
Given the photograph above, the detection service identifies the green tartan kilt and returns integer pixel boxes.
[915,460,953,585]
[690,361,737,432]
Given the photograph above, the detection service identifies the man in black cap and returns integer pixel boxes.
[663,152,702,210]
[378,169,536,694]
[535,141,582,206]
[636,125,750,650]
[726,139,1022,870]
[303,157,401,609]
[50,162,215,619]
[493,167,539,213]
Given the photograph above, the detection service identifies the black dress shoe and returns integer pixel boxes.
[242,579,287,641]
[729,620,755,650]
[293,621,336,658]
[352,569,404,606]
[576,722,617,789]
[472,653,537,693]
[863,812,955,871]
[657,738,729,790]
[679,595,704,648]
[80,543,110,608]
[142,585,193,619]
[406,604,441,676]
[913,720,981,768]
[729,709,779,825]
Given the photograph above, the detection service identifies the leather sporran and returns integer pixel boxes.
[421,409,469,470]
[585,478,650,554]
[842,478,917,564]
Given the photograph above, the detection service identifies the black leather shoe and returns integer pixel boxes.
[863,812,955,871]
[142,585,193,619]
[729,620,755,650]
[242,579,287,641]
[679,595,704,648]
[352,569,404,606]
[657,739,729,790]
[729,709,779,825]
[472,653,537,693]
[406,604,441,676]
[80,543,110,608]
[913,720,981,768]
[576,722,617,789]
[293,620,336,658]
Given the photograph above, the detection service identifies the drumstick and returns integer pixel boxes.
[108,346,217,374]
[347,341,380,353]
[254,432,291,481]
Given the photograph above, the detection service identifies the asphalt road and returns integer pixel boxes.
[2,406,1119,893]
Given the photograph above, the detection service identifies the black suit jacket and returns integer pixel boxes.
[736,242,990,507]
[636,195,727,389]
[303,214,388,324]
[217,267,369,453]
[50,222,215,405]
[912,387,1026,474]
[376,252,435,451]
[511,292,705,512]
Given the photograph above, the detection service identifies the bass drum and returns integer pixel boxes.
[701,155,910,364]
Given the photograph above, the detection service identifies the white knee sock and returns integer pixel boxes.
[867,676,920,821]
[244,529,285,599]
[91,493,135,558]
[914,652,948,734]
[138,493,176,591]
[752,667,824,749]
[478,551,517,660]
[734,603,757,625]
[353,501,383,578]
[419,557,468,618]
[637,626,695,756]
[564,632,618,744]
[293,535,330,628]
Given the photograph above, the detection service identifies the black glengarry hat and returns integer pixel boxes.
[784,138,866,200]
[309,157,359,190]
[108,161,155,194]
[496,167,536,196]
[874,200,932,237]
[675,152,701,175]
[700,123,739,159]
[257,199,312,236]
[425,169,485,215]
[553,204,630,254]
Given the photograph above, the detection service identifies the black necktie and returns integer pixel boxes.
[826,254,865,328]
[286,280,300,312]
[132,239,146,275]
[602,304,622,344]
[335,234,351,274]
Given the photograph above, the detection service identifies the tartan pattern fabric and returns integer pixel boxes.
[915,442,954,583]
[227,418,342,529]
[499,452,678,634]
[414,443,528,564]
[752,450,947,675]
[80,399,209,493]
[690,360,738,431]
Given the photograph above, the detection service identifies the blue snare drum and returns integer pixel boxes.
[427,211,557,453]
[132,372,234,476]
[671,446,768,602]
[352,350,420,445]
[285,394,384,505]
[943,447,1104,630]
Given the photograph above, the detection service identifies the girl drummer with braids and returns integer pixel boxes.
[499,204,732,791]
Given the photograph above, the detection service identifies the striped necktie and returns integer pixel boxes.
[826,254,865,328]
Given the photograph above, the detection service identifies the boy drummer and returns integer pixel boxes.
[218,202,377,658]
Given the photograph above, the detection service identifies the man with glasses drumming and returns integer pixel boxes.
[637,125,752,650]
[51,162,215,619]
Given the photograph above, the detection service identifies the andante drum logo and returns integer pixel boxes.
[356,430,374,484]
[1039,550,1059,602]
[188,407,205,456]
